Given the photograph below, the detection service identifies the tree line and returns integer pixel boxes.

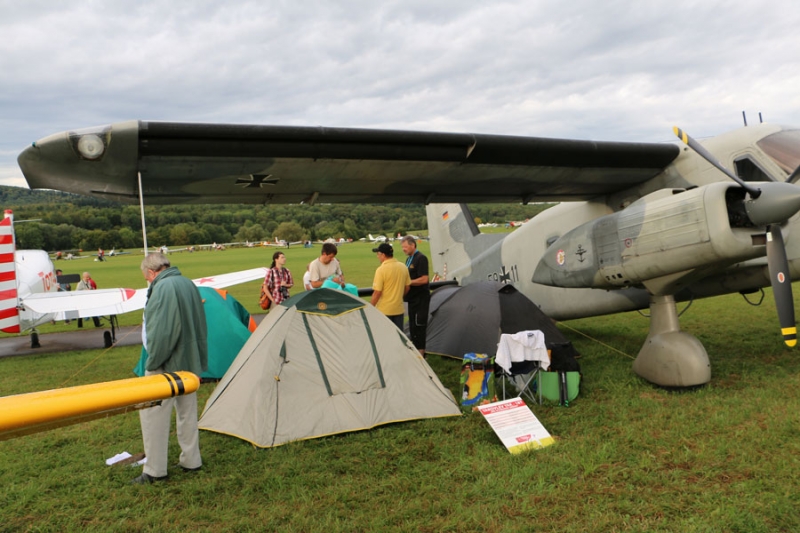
[0,186,551,252]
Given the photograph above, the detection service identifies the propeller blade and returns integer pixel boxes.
[766,225,796,347]
[673,126,761,198]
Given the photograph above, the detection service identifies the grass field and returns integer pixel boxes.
[1,242,800,532]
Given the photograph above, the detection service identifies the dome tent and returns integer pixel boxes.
[199,289,460,448]
[134,286,256,380]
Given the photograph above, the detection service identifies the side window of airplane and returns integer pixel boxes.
[734,156,775,182]
[546,236,559,248]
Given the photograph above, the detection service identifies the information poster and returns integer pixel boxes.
[478,398,555,454]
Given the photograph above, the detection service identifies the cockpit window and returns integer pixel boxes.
[734,157,773,182]
[757,129,800,176]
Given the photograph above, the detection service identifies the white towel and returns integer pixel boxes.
[496,330,550,373]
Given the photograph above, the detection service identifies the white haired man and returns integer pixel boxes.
[133,252,207,484]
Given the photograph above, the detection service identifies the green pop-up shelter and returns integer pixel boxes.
[199,289,460,448]
[134,286,256,380]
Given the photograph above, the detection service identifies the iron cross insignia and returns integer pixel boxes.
[236,174,279,188]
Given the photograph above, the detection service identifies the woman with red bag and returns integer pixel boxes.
[261,251,294,310]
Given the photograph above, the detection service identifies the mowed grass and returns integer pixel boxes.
[16,242,401,332]
[2,242,800,532]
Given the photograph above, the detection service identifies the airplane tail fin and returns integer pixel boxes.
[0,210,20,333]
[425,203,506,281]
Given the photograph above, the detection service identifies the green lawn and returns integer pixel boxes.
[24,241,413,332]
[1,242,800,532]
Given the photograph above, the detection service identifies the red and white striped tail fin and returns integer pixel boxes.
[0,210,20,333]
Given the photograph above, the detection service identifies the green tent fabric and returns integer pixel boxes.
[199,288,460,448]
[133,286,255,380]
[287,286,365,316]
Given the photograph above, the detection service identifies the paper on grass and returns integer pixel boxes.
[106,451,131,465]
[105,451,147,466]
[478,397,555,454]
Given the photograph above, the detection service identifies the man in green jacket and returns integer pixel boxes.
[133,252,208,484]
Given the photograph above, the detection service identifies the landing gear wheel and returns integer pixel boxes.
[31,332,40,349]
[632,294,710,387]
[103,331,113,348]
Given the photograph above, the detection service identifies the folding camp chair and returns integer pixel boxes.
[498,359,542,404]
[495,331,550,405]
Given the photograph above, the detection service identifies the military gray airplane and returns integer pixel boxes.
[16,120,800,387]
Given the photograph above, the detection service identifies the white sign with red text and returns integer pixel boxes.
[478,398,555,454]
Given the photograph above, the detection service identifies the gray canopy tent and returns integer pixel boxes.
[425,281,579,360]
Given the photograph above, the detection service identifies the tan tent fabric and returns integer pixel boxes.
[199,289,460,447]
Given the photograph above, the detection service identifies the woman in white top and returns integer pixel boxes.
[302,263,313,291]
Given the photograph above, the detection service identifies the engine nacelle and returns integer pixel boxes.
[533,182,768,289]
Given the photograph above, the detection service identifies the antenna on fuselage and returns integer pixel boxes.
[742,111,764,126]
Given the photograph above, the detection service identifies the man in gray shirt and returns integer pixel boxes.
[308,243,345,289]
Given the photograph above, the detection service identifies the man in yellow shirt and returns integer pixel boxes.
[371,243,411,329]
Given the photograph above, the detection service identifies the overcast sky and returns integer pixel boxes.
[2,0,800,188]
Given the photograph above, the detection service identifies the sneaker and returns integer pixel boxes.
[131,472,168,484]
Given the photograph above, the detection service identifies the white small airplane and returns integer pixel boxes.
[262,240,302,248]
[0,210,267,349]
[367,234,387,243]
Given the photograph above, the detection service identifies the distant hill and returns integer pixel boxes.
[0,185,117,208]
[0,185,552,252]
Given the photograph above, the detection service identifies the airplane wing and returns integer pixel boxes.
[18,120,681,205]
[22,267,268,319]
[23,288,147,319]
[190,267,268,289]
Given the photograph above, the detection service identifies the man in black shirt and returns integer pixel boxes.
[401,236,430,357]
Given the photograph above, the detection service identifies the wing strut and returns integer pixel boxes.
[138,172,149,256]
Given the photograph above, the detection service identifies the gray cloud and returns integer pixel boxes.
[3,0,800,186]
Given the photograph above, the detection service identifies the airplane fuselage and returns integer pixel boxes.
[13,250,59,331]
[429,123,800,321]
[437,197,797,321]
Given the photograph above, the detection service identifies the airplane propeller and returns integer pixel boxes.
[673,127,762,198]
[766,225,797,347]
[674,126,800,347]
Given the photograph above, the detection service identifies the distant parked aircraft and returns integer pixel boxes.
[0,210,267,349]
